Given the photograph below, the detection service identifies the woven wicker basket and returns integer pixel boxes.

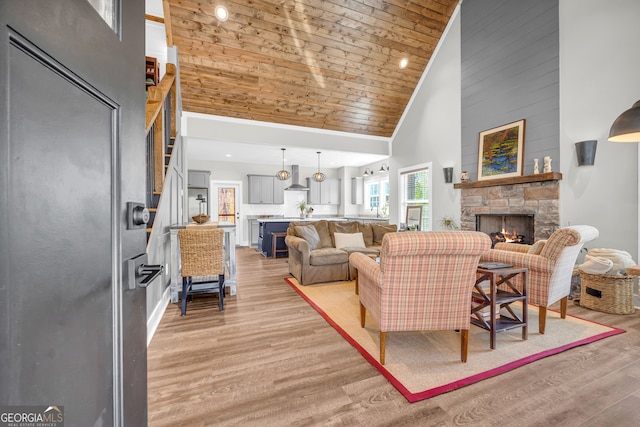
[579,271,635,315]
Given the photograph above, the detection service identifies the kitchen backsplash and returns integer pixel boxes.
[242,190,339,218]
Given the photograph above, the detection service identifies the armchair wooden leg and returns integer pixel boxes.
[560,296,568,319]
[380,331,386,365]
[355,274,359,295]
[539,306,547,334]
[360,302,366,327]
[461,329,469,363]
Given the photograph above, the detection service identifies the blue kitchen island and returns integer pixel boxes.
[257,218,292,257]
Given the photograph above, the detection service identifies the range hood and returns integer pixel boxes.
[285,165,309,191]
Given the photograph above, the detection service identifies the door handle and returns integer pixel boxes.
[137,264,163,286]
[126,253,164,289]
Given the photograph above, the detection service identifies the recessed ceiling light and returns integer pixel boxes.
[225,154,231,157]
[399,58,409,69]
[215,5,229,22]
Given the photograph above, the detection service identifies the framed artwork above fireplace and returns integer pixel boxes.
[477,119,525,181]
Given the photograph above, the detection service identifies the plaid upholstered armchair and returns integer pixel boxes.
[349,231,491,365]
[480,225,599,334]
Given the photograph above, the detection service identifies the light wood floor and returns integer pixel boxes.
[148,247,640,426]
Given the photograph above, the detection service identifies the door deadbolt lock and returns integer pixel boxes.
[127,202,149,229]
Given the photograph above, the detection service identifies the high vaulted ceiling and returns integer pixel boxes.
[162,0,459,138]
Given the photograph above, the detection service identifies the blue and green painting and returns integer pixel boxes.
[481,125,520,176]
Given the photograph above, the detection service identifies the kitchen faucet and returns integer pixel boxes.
[371,205,380,218]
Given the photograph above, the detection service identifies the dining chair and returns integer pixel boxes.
[178,228,226,315]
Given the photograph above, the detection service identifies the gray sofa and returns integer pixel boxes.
[285,220,397,285]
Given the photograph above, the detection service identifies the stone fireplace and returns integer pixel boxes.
[454,172,562,242]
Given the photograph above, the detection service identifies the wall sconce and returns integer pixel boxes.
[363,168,373,176]
[379,163,389,172]
[608,100,640,142]
[443,167,453,183]
[575,140,597,166]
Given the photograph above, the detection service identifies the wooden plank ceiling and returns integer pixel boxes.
[163,0,458,137]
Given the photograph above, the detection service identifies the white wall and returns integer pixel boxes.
[559,0,640,260]
[389,9,462,228]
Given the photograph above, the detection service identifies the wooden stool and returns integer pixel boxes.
[271,232,288,258]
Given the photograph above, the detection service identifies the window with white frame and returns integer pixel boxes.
[364,177,390,217]
[399,164,431,230]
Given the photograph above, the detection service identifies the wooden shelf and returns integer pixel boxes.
[453,172,562,189]
[145,56,159,87]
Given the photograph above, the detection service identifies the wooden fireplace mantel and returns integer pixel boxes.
[453,172,562,189]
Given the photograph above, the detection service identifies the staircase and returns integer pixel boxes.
[145,63,177,242]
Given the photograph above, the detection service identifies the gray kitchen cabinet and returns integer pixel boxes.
[188,169,210,188]
[247,175,284,204]
[307,178,340,205]
[188,170,210,218]
[306,178,321,205]
[273,178,286,204]
[351,177,364,204]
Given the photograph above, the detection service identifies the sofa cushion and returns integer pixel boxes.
[334,232,366,249]
[309,248,349,265]
[341,246,379,257]
[359,223,374,246]
[294,225,320,250]
[372,224,397,245]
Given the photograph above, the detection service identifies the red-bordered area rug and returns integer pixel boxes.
[285,277,625,403]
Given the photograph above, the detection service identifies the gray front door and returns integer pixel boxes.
[0,1,147,425]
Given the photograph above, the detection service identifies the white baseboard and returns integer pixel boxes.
[147,286,171,347]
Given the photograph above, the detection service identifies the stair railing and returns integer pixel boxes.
[145,63,177,238]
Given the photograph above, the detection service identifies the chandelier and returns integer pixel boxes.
[312,151,326,182]
[275,148,291,181]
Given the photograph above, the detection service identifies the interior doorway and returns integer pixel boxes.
[211,181,243,243]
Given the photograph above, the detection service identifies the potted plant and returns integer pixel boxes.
[440,216,460,230]
[296,200,307,218]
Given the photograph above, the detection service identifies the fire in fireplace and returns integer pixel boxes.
[476,214,534,247]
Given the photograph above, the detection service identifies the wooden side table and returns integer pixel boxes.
[471,266,528,349]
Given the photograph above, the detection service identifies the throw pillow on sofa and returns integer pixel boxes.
[371,224,397,245]
[329,221,359,246]
[334,232,366,249]
[313,221,333,248]
[359,223,374,246]
[294,225,321,250]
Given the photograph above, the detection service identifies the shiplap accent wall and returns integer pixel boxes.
[461,0,559,181]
